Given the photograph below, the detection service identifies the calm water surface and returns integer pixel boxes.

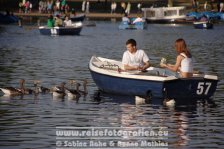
[0,22,224,149]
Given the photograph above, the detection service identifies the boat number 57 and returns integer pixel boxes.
[196,82,212,95]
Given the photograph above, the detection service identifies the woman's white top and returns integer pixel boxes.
[64,20,72,26]
[180,53,193,73]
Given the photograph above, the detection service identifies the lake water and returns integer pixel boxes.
[0,22,224,149]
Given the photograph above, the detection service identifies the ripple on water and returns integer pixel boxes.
[0,22,224,149]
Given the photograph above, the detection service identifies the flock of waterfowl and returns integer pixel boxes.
[0,79,88,100]
[0,79,174,105]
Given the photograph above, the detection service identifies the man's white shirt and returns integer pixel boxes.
[122,49,149,67]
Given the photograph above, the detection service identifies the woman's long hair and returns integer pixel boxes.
[175,38,191,58]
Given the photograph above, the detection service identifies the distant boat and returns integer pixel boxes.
[39,22,83,35]
[193,21,213,29]
[119,21,147,30]
[142,7,186,23]
[70,14,85,22]
[187,11,222,21]
[0,12,19,24]
[89,56,218,100]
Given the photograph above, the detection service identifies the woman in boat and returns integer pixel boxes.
[160,38,193,78]
[64,16,72,26]
[122,39,150,71]
[132,15,143,24]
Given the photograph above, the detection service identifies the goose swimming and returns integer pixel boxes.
[79,79,88,96]
[0,79,31,96]
[52,82,66,98]
[65,81,81,99]
[0,86,23,96]
[163,98,175,107]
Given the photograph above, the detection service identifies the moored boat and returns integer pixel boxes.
[193,21,213,29]
[89,56,218,100]
[118,21,147,30]
[39,22,82,35]
[142,7,186,23]
[70,14,85,22]
[0,12,19,24]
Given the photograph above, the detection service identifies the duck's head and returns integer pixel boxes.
[19,79,25,84]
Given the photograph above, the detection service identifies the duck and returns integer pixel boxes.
[33,80,50,94]
[37,86,51,93]
[65,80,81,99]
[20,79,36,95]
[52,82,66,98]
[0,86,23,96]
[93,91,101,102]
[135,95,151,105]
[79,79,88,96]
[0,79,31,96]
[135,96,146,105]
[163,98,175,107]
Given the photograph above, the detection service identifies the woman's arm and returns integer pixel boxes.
[161,55,182,72]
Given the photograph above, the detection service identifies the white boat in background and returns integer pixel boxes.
[142,6,186,23]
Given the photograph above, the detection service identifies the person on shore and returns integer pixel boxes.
[56,0,60,11]
[121,2,126,14]
[204,1,208,11]
[160,38,193,78]
[82,0,86,12]
[39,0,43,13]
[125,2,131,15]
[61,0,66,12]
[137,3,142,13]
[24,0,30,13]
[29,1,32,13]
[210,0,215,11]
[122,39,150,71]
[192,0,198,12]
[86,1,90,13]
[47,15,55,27]
[111,2,117,14]
[218,0,224,12]
[220,2,224,12]
[47,0,53,14]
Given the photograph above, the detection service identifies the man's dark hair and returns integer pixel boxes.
[126,39,136,46]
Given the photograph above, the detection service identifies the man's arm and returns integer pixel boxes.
[123,64,138,71]
[124,61,150,71]
[142,61,150,70]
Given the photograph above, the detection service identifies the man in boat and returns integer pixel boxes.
[122,39,150,71]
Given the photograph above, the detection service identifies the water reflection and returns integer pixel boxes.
[0,22,224,148]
